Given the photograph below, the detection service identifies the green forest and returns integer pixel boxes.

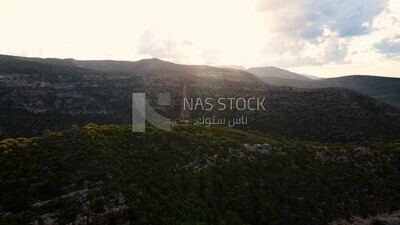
[1,124,399,224]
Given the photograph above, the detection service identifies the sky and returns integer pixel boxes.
[1,0,400,78]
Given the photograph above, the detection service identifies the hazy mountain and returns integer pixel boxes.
[247,66,400,108]
[1,54,400,141]
[323,75,400,96]
[323,75,400,108]
[302,74,321,80]
[247,66,312,81]
[247,65,400,96]
[218,65,247,70]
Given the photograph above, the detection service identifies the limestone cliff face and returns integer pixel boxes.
[1,54,400,141]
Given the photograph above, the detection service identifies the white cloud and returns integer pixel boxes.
[138,30,183,62]
[257,0,388,39]
[373,14,400,56]
[375,36,400,54]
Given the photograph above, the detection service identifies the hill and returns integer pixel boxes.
[1,124,399,224]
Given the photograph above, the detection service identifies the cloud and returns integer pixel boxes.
[138,29,223,65]
[373,16,400,56]
[262,31,349,66]
[257,0,388,39]
[263,36,307,55]
[138,29,194,63]
[322,35,349,61]
[374,36,400,54]
[256,0,388,66]
[139,30,181,60]
[200,50,219,65]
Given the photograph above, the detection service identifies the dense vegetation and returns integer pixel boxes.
[1,124,400,224]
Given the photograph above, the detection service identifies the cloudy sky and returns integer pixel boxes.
[1,0,400,77]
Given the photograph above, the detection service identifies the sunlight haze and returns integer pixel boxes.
[1,0,399,77]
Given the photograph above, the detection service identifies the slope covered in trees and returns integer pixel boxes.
[1,124,400,224]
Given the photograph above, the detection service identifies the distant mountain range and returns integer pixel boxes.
[247,66,312,81]
[246,66,400,108]
[1,54,400,141]
[302,74,321,80]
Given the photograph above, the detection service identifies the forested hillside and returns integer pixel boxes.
[1,124,399,224]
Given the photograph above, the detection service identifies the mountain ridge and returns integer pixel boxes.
[1,54,400,141]
[245,66,400,108]
[247,66,312,81]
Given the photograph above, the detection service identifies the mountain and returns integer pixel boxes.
[1,124,399,224]
[247,66,400,97]
[247,66,312,81]
[322,75,400,96]
[247,67,400,108]
[1,54,400,141]
[0,55,98,77]
[323,75,400,108]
